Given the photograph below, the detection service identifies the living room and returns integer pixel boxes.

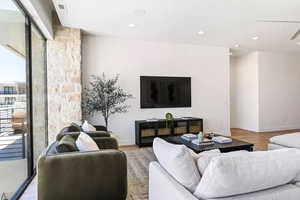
[1,0,300,200]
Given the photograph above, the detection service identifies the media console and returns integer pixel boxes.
[135,117,203,147]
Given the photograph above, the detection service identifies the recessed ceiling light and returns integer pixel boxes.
[252,36,259,40]
[128,24,136,28]
[234,44,240,48]
[198,30,205,35]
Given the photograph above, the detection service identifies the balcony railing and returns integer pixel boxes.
[0,91,17,95]
[0,106,26,161]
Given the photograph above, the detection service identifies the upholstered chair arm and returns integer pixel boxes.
[84,131,111,137]
[94,137,118,149]
[93,125,107,131]
[56,131,110,141]
[38,150,127,200]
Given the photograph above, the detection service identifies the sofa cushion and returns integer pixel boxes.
[268,143,287,150]
[270,132,300,148]
[153,138,201,192]
[188,148,220,160]
[194,148,300,199]
[197,150,248,175]
[76,132,100,152]
[56,135,78,153]
[207,184,300,200]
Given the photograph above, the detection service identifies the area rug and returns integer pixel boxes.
[124,147,156,200]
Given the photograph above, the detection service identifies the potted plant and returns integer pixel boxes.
[82,74,133,129]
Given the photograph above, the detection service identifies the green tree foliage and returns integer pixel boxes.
[83,74,133,128]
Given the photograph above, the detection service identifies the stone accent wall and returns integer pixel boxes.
[47,20,82,143]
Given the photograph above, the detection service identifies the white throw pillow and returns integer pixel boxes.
[81,120,96,132]
[76,132,99,152]
[152,138,201,192]
[188,148,220,160]
[197,150,248,175]
[194,148,300,199]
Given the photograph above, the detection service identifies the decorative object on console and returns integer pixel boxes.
[165,112,174,128]
[82,73,133,129]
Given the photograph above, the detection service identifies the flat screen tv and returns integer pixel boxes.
[140,76,191,108]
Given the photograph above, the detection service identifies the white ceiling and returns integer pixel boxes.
[52,0,300,54]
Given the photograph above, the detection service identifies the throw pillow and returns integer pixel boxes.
[56,135,78,153]
[81,120,96,132]
[152,138,201,192]
[76,132,100,152]
[196,150,247,175]
[188,148,220,160]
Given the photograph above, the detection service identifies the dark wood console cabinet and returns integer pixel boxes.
[135,118,203,147]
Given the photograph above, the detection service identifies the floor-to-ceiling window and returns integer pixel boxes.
[0,0,47,199]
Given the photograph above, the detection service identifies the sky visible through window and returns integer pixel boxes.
[0,45,25,83]
[0,1,18,11]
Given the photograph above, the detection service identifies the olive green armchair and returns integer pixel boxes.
[37,132,127,200]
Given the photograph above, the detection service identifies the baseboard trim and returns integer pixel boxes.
[232,127,300,133]
[259,124,300,132]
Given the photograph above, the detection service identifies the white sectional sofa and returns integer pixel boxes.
[149,138,300,200]
[268,132,300,150]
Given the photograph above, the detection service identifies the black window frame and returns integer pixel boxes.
[6,0,49,199]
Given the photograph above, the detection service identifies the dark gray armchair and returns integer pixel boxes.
[37,132,127,200]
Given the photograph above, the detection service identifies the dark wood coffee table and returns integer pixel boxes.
[165,135,254,153]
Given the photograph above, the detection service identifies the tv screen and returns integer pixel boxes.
[140,76,191,108]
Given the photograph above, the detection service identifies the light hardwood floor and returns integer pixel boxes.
[20,128,300,200]
[120,128,300,151]
[230,128,300,151]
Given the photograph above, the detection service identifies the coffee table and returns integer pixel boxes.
[165,135,254,153]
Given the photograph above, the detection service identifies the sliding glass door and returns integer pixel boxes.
[0,0,47,199]
[0,1,28,198]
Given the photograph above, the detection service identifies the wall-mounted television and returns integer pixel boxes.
[140,76,191,108]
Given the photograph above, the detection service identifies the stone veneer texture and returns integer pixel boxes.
[47,23,82,143]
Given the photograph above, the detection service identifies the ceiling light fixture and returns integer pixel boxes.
[234,44,240,48]
[252,36,259,40]
[128,24,136,28]
[198,30,205,35]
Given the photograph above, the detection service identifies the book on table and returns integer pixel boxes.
[181,133,198,141]
[212,136,232,144]
[191,138,214,146]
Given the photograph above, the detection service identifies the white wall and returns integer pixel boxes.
[231,51,300,132]
[82,36,230,145]
[230,52,259,131]
[258,52,300,131]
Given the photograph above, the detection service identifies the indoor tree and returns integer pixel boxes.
[82,74,133,129]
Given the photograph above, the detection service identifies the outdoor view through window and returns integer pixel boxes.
[0,1,27,199]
